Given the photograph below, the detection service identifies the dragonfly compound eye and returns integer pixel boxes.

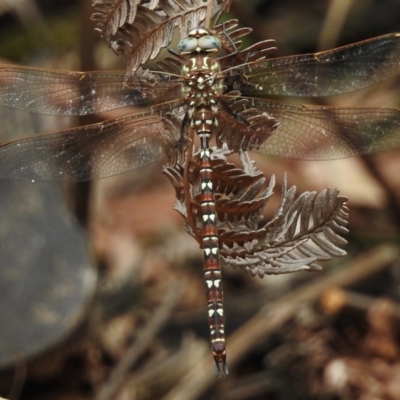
[178,35,221,54]
[178,37,199,54]
[198,36,221,52]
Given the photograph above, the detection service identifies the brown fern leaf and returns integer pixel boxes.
[164,146,267,234]
[153,56,184,76]
[194,158,263,197]
[92,0,148,42]
[211,19,253,53]
[211,19,277,64]
[163,147,349,277]
[92,0,225,73]
[163,146,269,239]
[216,96,281,152]
[221,174,349,277]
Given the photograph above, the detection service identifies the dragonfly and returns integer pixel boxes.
[1,25,400,375]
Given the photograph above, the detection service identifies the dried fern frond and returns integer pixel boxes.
[163,146,349,276]
[92,0,227,73]
[221,173,349,277]
[211,19,253,53]
[216,96,280,152]
[212,19,277,64]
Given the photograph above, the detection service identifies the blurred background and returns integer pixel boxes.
[0,0,400,399]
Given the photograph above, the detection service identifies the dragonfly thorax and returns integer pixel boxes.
[181,55,222,114]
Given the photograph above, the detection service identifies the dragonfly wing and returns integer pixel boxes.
[0,106,184,180]
[0,65,182,115]
[245,98,400,159]
[236,33,400,97]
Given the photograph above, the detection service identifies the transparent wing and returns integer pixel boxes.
[0,65,182,115]
[0,104,184,180]
[244,98,400,159]
[235,33,400,97]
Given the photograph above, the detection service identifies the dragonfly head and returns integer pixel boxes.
[178,27,221,55]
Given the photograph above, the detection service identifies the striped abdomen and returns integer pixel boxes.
[191,106,228,376]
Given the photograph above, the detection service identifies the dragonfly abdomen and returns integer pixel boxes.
[194,110,228,376]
